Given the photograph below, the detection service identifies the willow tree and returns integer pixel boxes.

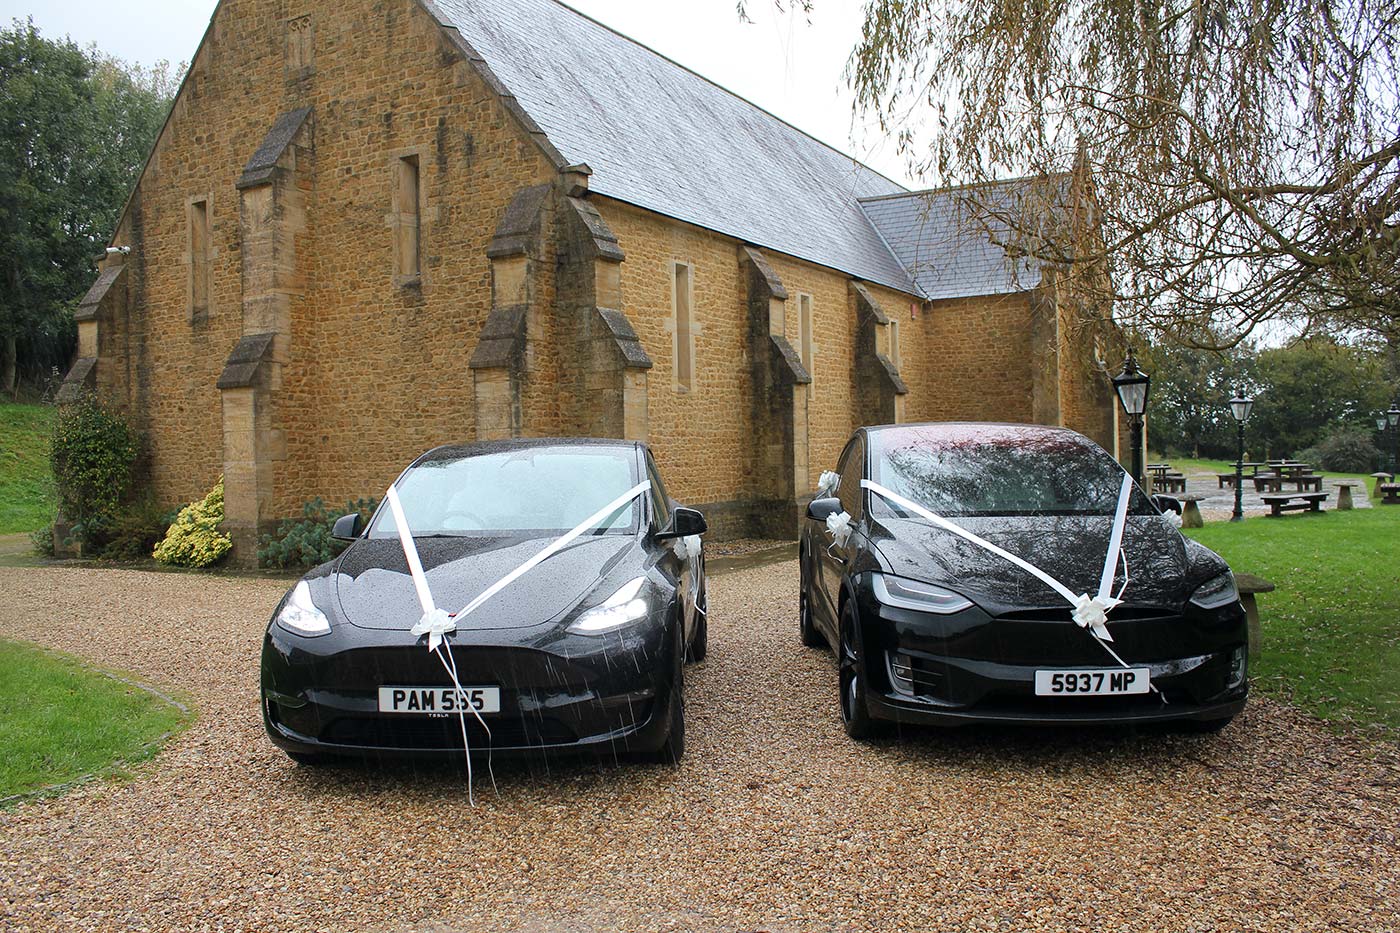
[826,0,1400,350]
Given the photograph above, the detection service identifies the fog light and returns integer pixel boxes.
[1227,646,1247,689]
[887,652,915,696]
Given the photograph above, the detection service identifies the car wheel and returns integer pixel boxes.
[687,584,708,663]
[838,600,881,741]
[638,637,686,764]
[799,588,826,649]
[286,750,330,766]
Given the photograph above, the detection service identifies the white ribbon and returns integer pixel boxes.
[862,475,1153,687]
[384,479,653,803]
[817,471,841,496]
[670,533,703,560]
[826,509,853,547]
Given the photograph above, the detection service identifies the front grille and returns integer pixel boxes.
[322,714,577,750]
[888,652,944,697]
[995,605,1178,624]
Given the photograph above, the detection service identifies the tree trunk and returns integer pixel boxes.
[1,332,15,398]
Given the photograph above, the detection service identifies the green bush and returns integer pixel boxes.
[28,521,55,557]
[99,499,178,562]
[49,394,140,546]
[152,478,232,568]
[258,497,378,570]
[1308,429,1381,473]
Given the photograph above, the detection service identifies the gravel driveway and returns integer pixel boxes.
[1,562,1397,932]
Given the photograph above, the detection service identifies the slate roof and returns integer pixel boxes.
[859,175,1072,301]
[423,0,918,294]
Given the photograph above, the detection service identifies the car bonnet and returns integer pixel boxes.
[869,513,1194,612]
[333,534,638,630]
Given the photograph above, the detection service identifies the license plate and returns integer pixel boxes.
[1035,668,1150,696]
[377,686,500,714]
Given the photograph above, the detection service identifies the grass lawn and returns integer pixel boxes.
[1184,507,1400,736]
[0,640,190,805]
[0,402,56,534]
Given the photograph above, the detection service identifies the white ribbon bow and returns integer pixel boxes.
[817,471,840,496]
[826,510,853,547]
[410,607,457,652]
[1071,594,1122,642]
[670,534,703,560]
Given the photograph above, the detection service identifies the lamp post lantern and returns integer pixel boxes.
[1228,387,1254,522]
[1112,348,1151,486]
[1389,405,1400,474]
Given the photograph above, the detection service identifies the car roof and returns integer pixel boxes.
[861,421,1094,445]
[414,437,644,465]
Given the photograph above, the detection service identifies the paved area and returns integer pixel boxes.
[1153,468,1376,522]
[2,562,1398,932]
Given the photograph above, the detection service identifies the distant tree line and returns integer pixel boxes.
[1145,336,1397,465]
[0,19,176,397]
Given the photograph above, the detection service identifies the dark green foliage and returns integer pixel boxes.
[49,393,139,546]
[258,497,379,571]
[98,498,177,562]
[1301,430,1382,473]
[0,20,175,393]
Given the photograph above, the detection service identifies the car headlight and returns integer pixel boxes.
[567,577,650,635]
[1190,571,1239,610]
[871,573,973,614]
[275,581,331,637]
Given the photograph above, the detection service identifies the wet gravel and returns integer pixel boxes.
[1,562,1398,932]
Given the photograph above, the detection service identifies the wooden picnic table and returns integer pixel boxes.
[1261,491,1328,517]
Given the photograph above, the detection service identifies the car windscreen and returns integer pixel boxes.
[369,447,640,537]
[869,427,1156,518]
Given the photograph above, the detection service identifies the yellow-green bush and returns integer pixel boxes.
[152,478,232,568]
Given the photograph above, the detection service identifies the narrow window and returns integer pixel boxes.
[889,319,902,368]
[673,262,693,391]
[798,293,814,386]
[396,155,421,282]
[189,198,211,319]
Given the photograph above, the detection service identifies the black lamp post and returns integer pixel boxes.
[1112,348,1151,485]
[1380,416,1392,475]
[1389,405,1400,474]
[1228,387,1254,522]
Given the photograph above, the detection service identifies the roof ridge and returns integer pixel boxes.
[540,0,910,193]
[858,171,1072,204]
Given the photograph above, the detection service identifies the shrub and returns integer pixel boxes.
[28,522,55,557]
[99,499,179,562]
[1310,429,1381,473]
[49,394,140,546]
[258,496,379,570]
[153,478,232,568]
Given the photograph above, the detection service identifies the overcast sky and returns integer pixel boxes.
[1,0,920,188]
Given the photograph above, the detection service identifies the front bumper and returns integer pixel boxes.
[852,584,1250,727]
[260,617,676,759]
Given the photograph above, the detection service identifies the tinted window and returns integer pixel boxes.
[645,453,671,529]
[869,426,1153,518]
[835,436,865,516]
[370,447,639,536]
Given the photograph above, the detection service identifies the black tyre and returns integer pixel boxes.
[638,639,685,764]
[799,554,827,648]
[687,584,708,663]
[838,600,881,740]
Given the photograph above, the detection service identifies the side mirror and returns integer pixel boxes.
[656,507,707,540]
[807,496,843,522]
[1151,495,1182,516]
[332,513,365,541]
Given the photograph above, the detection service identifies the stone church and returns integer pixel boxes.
[61,0,1123,563]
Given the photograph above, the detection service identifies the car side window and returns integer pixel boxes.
[835,437,865,518]
[645,453,671,530]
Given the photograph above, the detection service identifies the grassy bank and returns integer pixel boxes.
[1185,507,1400,736]
[0,640,190,805]
[0,403,56,534]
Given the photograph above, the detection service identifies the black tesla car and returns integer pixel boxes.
[799,423,1248,738]
[261,438,707,764]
